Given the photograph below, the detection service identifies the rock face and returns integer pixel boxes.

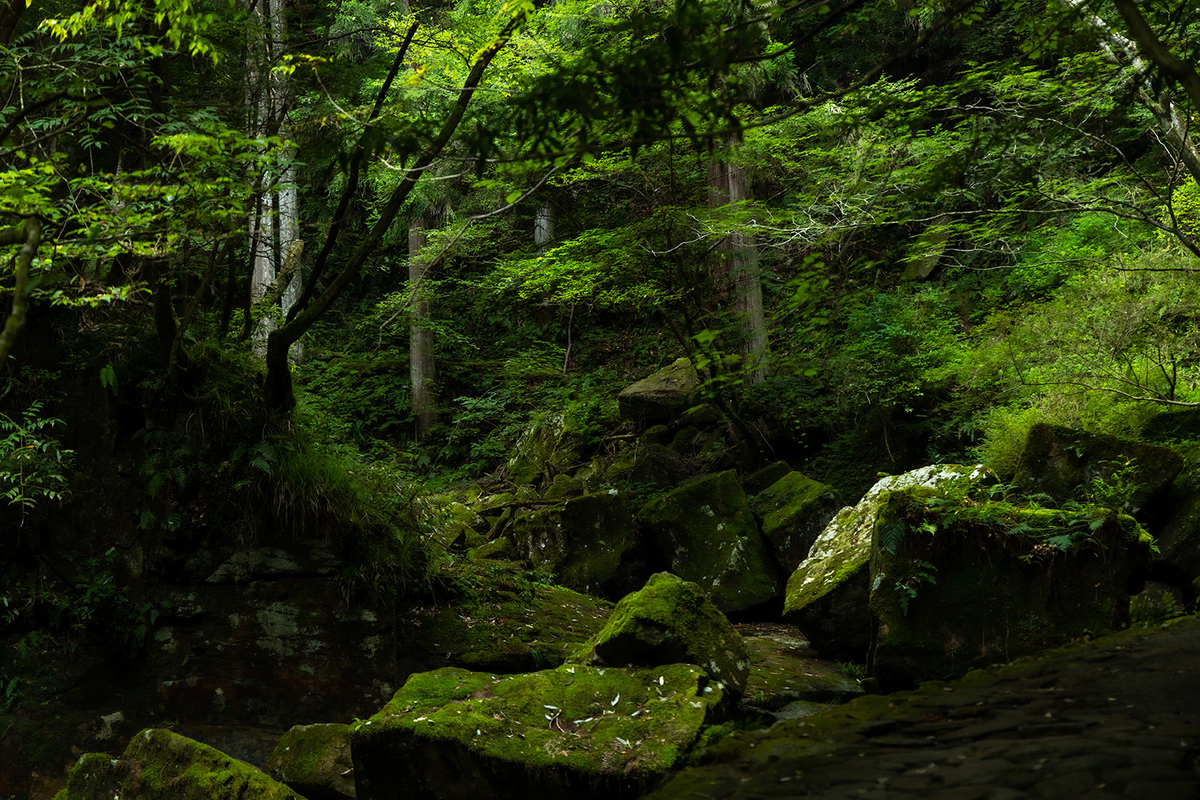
[639,471,780,612]
[351,663,724,800]
[1154,449,1200,584]
[55,728,303,800]
[506,413,581,486]
[783,465,994,660]
[410,581,613,674]
[617,358,700,423]
[869,489,1153,688]
[749,471,841,574]
[511,490,640,595]
[740,627,863,712]
[268,723,356,800]
[570,572,750,696]
[1012,423,1182,511]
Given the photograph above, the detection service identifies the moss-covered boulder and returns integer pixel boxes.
[570,572,749,696]
[511,490,640,595]
[413,578,613,674]
[603,442,693,491]
[54,728,304,800]
[869,488,1152,688]
[1154,446,1200,582]
[351,663,724,800]
[506,413,581,487]
[749,471,842,574]
[783,465,994,660]
[617,358,700,423]
[1012,423,1182,511]
[428,499,486,551]
[639,471,780,613]
[742,461,794,496]
[267,723,355,800]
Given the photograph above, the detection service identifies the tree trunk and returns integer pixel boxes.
[246,0,300,356]
[409,216,436,439]
[1064,0,1200,186]
[535,204,555,250]
[707,134,768,384]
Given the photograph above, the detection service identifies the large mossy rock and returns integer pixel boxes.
[506,413,581,486]
[869,488,1152,688]
[783,465,994,660]
[1154,447,1200,582]
[411,579,613,674]
[511,490,640,595]
[570,572,750,696]
[267,723,355,800]
[351,663,725,800]
[617,358,700,423]
[639,471,780,613]
[54,728,304,800]
[749,471,842,574]
[603,442,693,491]
[1012,423,1182,511]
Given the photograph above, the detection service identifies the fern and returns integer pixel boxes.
[881,519,906,554]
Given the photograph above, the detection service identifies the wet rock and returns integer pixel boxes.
[639,471,780,613]
[410,579,613,674]
[205,543,339,583]
[749,471,842,574]
[56,728,303,799]
[351,663,724,800]
[1012,423,1181,511]
[1151,446,1200,584]
[603,442,693,491]
[570,572,750,696]
[740,628,862,709]
[617,358,700,423]
[543,473,585,501]
[268,723,355,800]
[505,413,581,487]
[783,465,994,660]
[869,488,1153,688]
[742,461,794,496]
[510,490,641,595]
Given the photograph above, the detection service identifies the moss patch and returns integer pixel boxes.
[570,572,750,696]
[267,722,354,799]
[639,471,779,612]
[352,663,723,800]
[57,728,303,800]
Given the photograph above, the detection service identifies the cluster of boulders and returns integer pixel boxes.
[51,361,1200,800]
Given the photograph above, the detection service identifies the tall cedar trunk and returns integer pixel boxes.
[707,133,768,384]
[409,217,436,439]
[247,0,300,355]
[535,204,555,249]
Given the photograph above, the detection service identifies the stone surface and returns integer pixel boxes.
[739,626,863,710]
[505,413,581,487]
[869,488,1153,688]
[407,577,613,674]
[639,471,780,613]
[267,723,355,800]
[602,442,693,492]
[1012,423,1182,511]
[351,663,725,800]
[749,471,841,574]
[617,358,700,423]
[510,490,640,595]
[570,572,750,695]
[648,616,1200,800]
[784,465,994,660]
[54,728,303,800]
[742,461,795,496]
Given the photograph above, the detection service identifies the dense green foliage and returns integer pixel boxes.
[5,0,1200,601]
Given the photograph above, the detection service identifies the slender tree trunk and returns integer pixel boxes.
[535,204,555,250]
[246,0,300,356]
[707,133,768,384]
[1064,0,1200,186]
[409,216,436,439]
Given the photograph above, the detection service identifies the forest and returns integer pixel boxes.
[4,0,1200,797]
